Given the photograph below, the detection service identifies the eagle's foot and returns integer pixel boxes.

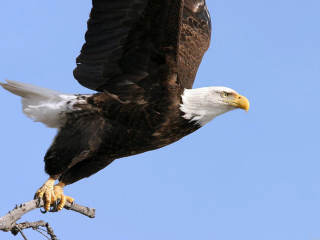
[51,183,74,211]
[34,177,56,212]
[34,178,74,212]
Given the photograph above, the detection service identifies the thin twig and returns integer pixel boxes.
[34,227,51,240]
[15,225,28,240]
[44,222,58,240]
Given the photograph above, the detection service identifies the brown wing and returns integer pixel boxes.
[73,0,211,97]
[179,0,211,89]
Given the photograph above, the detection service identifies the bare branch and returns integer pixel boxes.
[11,220,58,240]
[0,199,95,232]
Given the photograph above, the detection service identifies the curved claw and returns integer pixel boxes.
[49,206,57,212]
[34,197,42,207]
[57,198,61,205]
[49,198,61,212]
[52,200,57,210]
[34,193,41,207]
[49,201,57,212]
[40,208,47,214]
[65,200,75,210]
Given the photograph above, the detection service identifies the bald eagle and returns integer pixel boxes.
[0,0,249,212]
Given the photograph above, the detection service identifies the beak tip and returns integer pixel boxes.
[237,94,249,113]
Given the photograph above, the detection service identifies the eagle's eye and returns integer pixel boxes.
[221,92,228,98]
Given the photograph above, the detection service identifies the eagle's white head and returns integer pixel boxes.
[180,86,250,126]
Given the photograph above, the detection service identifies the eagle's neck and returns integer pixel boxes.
[179,87,230,126]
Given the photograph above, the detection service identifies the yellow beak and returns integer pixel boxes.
[226,94,250,113]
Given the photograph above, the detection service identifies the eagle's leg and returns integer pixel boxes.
[34,177,57,212]
[52,181,75,211]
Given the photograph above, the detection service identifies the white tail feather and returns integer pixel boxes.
[0,79,79,129]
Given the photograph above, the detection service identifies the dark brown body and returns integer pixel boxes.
[44,0,211,185]
[45,76,200,185]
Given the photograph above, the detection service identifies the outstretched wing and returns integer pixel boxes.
[179,0,211,88]
[73,0,211,97]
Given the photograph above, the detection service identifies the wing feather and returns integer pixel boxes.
[74,0,211,97]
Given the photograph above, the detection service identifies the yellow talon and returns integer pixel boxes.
[35,178,74,212]
[53,181,75,211]
[34,177,56,212]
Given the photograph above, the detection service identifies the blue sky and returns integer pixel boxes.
[0,0,319,239]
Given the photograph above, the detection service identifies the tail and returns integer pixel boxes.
[0,79,78,129]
